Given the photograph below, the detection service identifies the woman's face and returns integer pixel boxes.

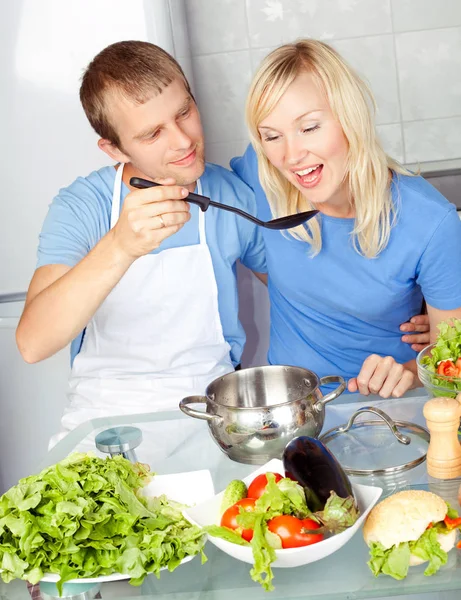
[258,71,350,215]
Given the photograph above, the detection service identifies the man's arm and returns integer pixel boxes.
[400,314,430,351]
[16,183,191,363]
[16,234,132,363]
[252,272,268,285]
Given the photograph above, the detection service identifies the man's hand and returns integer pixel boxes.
[348,354,416,398]
[111,178,191,259]
[400,314,430,352]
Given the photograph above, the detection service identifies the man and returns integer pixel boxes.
[16,41,266,443]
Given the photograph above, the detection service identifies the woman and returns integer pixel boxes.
[232,40,461,398]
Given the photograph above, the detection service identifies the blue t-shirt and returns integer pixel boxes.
[37,163,267,366]
[231,144,461,381]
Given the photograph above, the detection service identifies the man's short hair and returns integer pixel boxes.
[80,40,192,148]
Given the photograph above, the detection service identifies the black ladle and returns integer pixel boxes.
[130,177,318,230]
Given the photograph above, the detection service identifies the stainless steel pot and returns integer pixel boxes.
[179,365,346,464]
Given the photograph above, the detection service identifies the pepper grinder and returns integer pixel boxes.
[95,426,142,463]
[423,397,461,479]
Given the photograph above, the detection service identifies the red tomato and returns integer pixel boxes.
[247,472,283,499]
[455,358,461,377]
[437,360,458,378]
[220,498,256,542]
[268,515,324,548]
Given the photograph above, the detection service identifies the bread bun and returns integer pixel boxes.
[363,490,448,550]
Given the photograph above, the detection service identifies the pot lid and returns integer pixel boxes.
[319,406,429,476]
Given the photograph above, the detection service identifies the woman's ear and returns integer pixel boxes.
[98,138,129,163]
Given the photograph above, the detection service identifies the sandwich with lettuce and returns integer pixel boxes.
[363,490,461,580]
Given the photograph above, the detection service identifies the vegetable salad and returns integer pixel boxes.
[0,453,206,593]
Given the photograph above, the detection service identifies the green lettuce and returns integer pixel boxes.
[0,453,206,594]
[316,492,360,533]
[206,474,303,591]
[368,522,453,580]
[421,319,461,396]
[207,474,358,591]
[205,525,250,546]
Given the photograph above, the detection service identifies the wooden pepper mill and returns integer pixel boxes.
[423,397,461,479]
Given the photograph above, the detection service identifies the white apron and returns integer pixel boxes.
[50,164,234,449]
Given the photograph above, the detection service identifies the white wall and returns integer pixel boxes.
[181,0,461,171]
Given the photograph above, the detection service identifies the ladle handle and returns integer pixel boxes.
[338,406,411,445]
[179,396,223,424]
[130,177,211,211]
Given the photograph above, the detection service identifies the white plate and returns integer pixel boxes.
[35,469,215,584]
[184,459,382,569]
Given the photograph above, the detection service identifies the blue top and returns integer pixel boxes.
[231,144,461,381]
[37,163,267,366]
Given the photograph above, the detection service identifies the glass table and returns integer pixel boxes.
[1,392,461,600]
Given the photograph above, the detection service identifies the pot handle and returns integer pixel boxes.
[179,396,222,424]
[337,406,411,445]
[314,375,346,411]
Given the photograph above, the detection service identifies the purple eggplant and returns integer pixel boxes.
[283,436,353,512]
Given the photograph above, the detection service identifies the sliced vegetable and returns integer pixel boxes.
[444,515,461,529]
[437,360,458,377]
[421,319,461,395]
[456,358,461,376]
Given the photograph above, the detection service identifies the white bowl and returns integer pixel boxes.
[33,469,215,585]
[184,459,382,568]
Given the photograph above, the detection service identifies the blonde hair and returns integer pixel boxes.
[246,40,412,258]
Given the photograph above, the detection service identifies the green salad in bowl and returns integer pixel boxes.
[417,319,461,399]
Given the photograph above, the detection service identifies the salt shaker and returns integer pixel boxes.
[423,397,461,479]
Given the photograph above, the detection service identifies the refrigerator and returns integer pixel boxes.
[0,0,192,493]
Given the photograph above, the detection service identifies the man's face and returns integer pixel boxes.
[105,78,205,186]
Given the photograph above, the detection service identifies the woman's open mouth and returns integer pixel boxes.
[294,164,323,189]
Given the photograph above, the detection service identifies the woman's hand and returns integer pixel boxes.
[400,314,430,352]
[348,355,416,398]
